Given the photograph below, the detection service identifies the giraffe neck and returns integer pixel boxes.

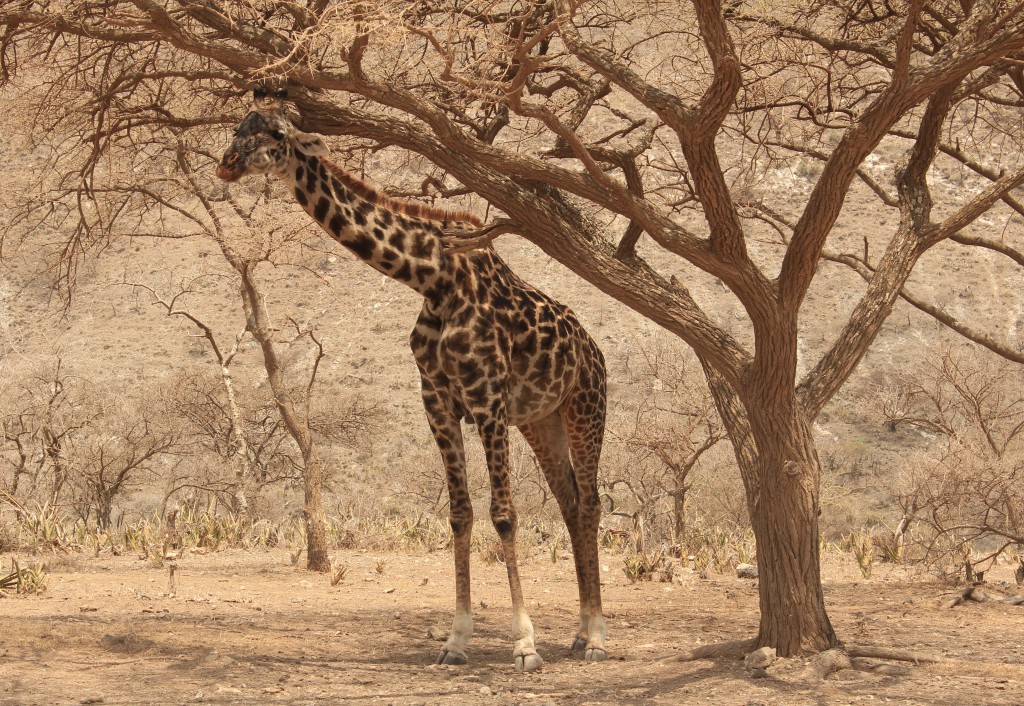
[285,152,464,302]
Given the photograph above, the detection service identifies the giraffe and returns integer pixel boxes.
[217,88,608,672]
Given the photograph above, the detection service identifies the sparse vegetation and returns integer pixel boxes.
[845,529,876,580]
[623,547,674,584]
[0,0,1023,670]
[882,346,1024,580]
[330,561,349,586]
[0,558,46,594]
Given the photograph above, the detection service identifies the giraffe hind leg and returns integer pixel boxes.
[561,384,608,662]
[520,411,607,662]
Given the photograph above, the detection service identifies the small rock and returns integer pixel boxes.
[80,697,105,704]
[426,625,446,641]
[479,686,493,696]
[383,587,395,594]
[744,646,777,670]
[736,563,759,579]
[750,668,769,680]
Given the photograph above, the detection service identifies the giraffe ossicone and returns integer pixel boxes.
[218,87,609,672]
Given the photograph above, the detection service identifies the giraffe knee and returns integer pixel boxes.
[449,511,473,537]
[493,518,515,540]
[490,506,517,541]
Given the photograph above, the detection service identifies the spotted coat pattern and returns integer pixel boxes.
[217,92,608,671]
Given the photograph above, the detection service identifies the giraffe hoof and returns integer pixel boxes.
[571,637,588,652]
[584,646,608,662]
[436,649,468,666]
[514,651,544,673]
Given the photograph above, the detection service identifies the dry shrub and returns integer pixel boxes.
[883,346,1024,578]
[0,558,47,595]
[603,335,727,552]
[623,547,675,583]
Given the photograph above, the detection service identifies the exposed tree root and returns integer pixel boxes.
[945,584,1024,608]
[843,644,946,664]
[662,638,946,682]
[802,645,945,680]
[659,638,756,663]
[849,658,910,676]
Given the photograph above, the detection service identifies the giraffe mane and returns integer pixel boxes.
[321,159,484,227]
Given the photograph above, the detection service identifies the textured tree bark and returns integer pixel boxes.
[706,359,837,656]
[745,417,837,655]
[296,445,331,573]
[218,360,254,519]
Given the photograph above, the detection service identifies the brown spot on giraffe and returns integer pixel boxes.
[217,87,609,672]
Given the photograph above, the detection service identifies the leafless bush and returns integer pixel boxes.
[604,335,727,551]
[883,345,1024,578]
[1,356,180,529]
[63,393,181,530]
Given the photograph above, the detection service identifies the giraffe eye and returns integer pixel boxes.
[269,129,286,141]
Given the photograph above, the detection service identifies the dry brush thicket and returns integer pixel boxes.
[1,0,1023,656]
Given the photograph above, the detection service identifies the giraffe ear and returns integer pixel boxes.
[291,131,329,157]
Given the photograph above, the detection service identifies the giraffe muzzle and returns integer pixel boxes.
[216,152,242,181]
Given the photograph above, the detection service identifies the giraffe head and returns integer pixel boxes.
[216,87,329,182]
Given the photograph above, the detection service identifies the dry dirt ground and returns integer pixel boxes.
[2,549,1022,706]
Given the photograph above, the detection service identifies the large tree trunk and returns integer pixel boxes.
[703,359,837,655]
[746,417,836,655]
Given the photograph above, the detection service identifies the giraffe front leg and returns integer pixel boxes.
[436,509,473,666]
[496,506,543,673]
[419,383,475,667]
[476,409,543,673]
